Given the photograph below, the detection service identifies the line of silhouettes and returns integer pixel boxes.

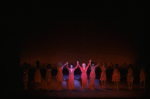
[22,60,147,91]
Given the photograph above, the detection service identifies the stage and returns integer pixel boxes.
[19,75,147,98]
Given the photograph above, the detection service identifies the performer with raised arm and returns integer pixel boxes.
[100,62,108,88]
[78,60,91,90]
[88,61,99,89]
[56,62,68,90]
[112,63,120,89]
[46,64,52,91]
[138,65,147,90]
[66,61,79,91]
[33,61,42,91]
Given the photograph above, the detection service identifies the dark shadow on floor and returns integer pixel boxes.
[104,88,115,90]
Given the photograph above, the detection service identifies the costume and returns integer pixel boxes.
[23,69,28,82]
[88,66,96,89]
[140,70,146,82]
[100,66,107,81]
[34,68,42,83]
[46,69,52,83]
[67,65,78,90]
[23,69,28,90]
[127,68,134,82]
[56,66,63,82]
[112,68,120,82]
[79,65,90,88]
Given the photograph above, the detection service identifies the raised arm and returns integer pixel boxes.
[78,61,82,70]
[96,59,100,68]
[108,61,114,68]
[73,61,79,70]
[111,63,114,68]
[66,62,69,70]
[95,63,99,68]
[99,64,102,70]
[105,63,108,69]
[62,62,68,69]
[123,63,128,69]
[86,60,91,70]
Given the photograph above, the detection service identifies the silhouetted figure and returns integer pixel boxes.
[46,64,52,91]
[112,64,120,89]
[56,62,68,90]
[138,65,147,90]
[33,61,42,91]
[88,62,99,89]
[78,60,91,90]
[22,62,28,90]
[66,62,78,91]
[100,63,108,89]
[126,64,134,90]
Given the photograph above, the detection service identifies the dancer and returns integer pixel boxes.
[88,62,99,89]
[66,61,79,91]
[126,64,134,90]
[56,62,68,90]
[100,63,107,88]
[138,65,147,90]
[112,64,120,89]
[46,64,52,91]
[78,60,91,90]
[33,61,42,90]
[22,62,28,90]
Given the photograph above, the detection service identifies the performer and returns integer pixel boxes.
[33,61,42,91]
[46,64,52,91]
[100,63,107,88]
[66,61,78,91]
[78,60,91,90]
[112,64,120,89]
[88,62,99,89]
[22,62,28,90]
[138,65,147,90]
[56,62,68,90]
[126,64,134,90]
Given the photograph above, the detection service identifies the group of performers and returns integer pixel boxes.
[23,60,147,91]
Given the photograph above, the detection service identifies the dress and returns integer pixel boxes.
[46,69,52,83]
[127,68,134,83]
[112,68,120,82]
[23,69,28,83]
[67,65,78,90]
[56,66,63,83]
[140,70,146,82]
[81,69,87,88]
[100,66,107,81]
[88,66,96,89]
[33,68,42,83]
[79,64,90,88]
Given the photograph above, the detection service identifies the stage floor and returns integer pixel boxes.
[8,75,147,98]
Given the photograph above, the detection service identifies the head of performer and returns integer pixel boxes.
[47,64,51,69]
[115,64,119,69]
[36,61,40,69]
[82,63,86,68]
[69,63,73,69]
[58,62,63,67]
[103,63,106,68]
[129,64,133,69]
[91,62,95,66]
